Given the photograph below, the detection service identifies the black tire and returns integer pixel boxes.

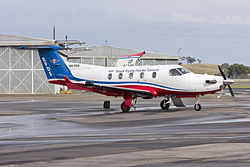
[160,100,170,110]
[121,102,131,112]
[103,101,110,109]
[194,103,201,111]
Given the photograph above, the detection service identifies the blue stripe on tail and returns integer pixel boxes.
[37,46,73,80]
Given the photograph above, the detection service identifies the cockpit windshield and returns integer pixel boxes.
[177,67,191,74]
[169,67,191,76]
[169,69,182,76]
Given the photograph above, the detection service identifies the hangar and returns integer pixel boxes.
[63,46,179,67]
[0,34,179,94]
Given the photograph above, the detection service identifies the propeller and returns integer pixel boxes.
[217,65,235,98]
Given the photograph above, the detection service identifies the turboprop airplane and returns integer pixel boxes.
[18,45,234,112]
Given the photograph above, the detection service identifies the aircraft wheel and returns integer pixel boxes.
[103,101,110,109]
[194,103,201,111]
[160,100,170,110]
[121,102,131,112]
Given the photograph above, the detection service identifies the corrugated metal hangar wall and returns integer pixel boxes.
[0,47,54,94]
[0,34,179,94]
[0,35,56,94]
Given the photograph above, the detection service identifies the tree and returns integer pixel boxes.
[228,63,249,78]
[186,57,196,64]
[221,63,230,75]
[197,59,202,64]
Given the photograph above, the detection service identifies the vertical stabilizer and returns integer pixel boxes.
[116,51,145,67]
[18,46,73,80]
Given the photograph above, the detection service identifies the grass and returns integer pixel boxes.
[183,63,219,75]
[231,79,250,88]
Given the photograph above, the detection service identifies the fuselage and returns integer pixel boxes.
[61,62,223,97]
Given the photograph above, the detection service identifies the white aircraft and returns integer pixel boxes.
[19,46,234,112]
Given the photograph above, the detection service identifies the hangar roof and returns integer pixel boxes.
[0,34,178,60]
[63,46,179,60]
[0,34,84,47]
[0,34,55,46]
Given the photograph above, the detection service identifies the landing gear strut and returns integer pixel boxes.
[160,97,171,110]
[194,95,201,111]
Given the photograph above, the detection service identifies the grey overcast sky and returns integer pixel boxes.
[1,0,250,65]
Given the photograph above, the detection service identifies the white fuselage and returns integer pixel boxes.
[65,61,223,95]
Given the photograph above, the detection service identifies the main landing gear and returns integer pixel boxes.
[121,94,136,113]
[194,95,201,111]
[160,97,171,110]
[121,101,131,112]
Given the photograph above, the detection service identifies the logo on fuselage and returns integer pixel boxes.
[128,59,133,64]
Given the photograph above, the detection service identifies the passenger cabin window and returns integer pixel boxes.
[118,73,123,79]
[129,73,133,79]
[177,68,191,74]
[140,72,144,79]
[108,73,112,80]
[169,69,182,76]
[152,72,157,78]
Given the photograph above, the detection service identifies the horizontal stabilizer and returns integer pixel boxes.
[17,46,61,51]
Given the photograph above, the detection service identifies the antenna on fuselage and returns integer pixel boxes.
[52,25,56,40]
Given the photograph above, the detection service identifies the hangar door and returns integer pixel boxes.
[0,47,54,94]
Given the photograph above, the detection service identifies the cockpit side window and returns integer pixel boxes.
[169,69,182,76]
[177,67,191,74]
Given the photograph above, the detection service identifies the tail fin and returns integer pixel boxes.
[116,51,145,67]
[18,46,73,80]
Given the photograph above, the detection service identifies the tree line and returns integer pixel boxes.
[221,63,250,79]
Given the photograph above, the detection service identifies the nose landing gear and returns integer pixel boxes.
[194,95,201,111]
[160,97,171,110]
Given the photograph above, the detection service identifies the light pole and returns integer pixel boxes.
[178,48,182,57]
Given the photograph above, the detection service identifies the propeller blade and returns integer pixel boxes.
[217,89,223,98]
[228,85,235,97]
[218,65,227,80]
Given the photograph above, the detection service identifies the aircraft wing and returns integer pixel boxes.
[64,76,155,97]
[116,51,145,67]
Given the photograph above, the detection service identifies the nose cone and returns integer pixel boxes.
[204,75,224,91]
[223,79,234,85]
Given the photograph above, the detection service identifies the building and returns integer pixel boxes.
[0,34,179,94]
[63,45,179,67]
[0,34,56,94]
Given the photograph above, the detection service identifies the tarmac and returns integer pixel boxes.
[0,89,250,166]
